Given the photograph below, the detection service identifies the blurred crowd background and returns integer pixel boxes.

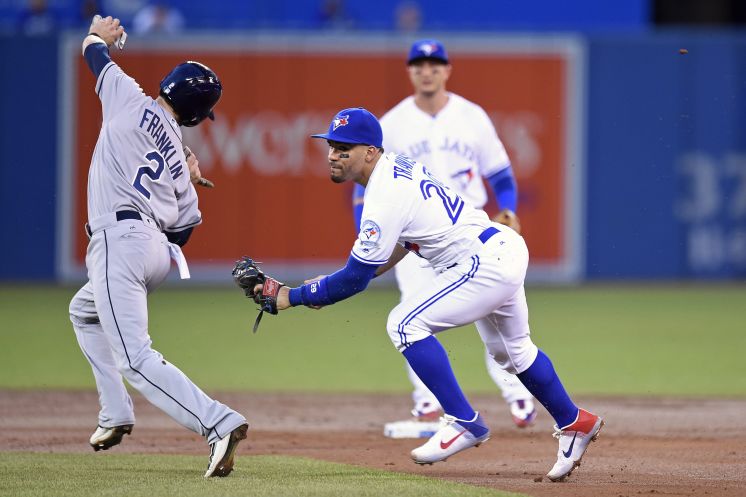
[1,0,745,283]
[2,0,746,34]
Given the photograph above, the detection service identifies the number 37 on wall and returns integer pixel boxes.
[676,152,746,272]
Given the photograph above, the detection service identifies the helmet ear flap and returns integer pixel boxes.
[159,61,222,127]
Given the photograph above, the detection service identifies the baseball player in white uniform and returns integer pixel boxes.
[352,40,535,437]
[258,107,603,482]
[68,16,247,477]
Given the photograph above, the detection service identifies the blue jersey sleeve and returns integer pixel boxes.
[288,255,379,307]
[486,166,518,212]
[83,42,112,79]
[352,183,366,232]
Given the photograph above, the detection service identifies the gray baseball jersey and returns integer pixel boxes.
[87,61,201,232]
[70,56,245,446]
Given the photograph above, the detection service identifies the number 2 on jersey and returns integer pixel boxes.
[133,150,165,199]
[420,169,465,224]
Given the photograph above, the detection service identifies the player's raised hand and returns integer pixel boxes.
[183,146,215,188]
[88,15,126,49]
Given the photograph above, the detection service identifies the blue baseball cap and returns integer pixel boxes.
[407,39,449,65]
[311,107,383,148]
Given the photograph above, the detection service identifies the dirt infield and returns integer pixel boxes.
[1,390,744,497]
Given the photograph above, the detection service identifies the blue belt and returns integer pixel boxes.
[478,226,500,244]
[445,227,500,269]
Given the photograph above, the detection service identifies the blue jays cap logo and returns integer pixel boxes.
[310,107,383,148]
[408,39,448,65]
[333,115,349,130]
[417,42,438,56]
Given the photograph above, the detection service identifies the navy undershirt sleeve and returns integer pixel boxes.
[84,42,112,78]
[288,255,379,307]
[486,166,517,212]
[164,227,194,247]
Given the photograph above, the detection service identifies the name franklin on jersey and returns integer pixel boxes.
[138,108,184,180]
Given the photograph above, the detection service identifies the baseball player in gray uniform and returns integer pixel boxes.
[353,40,535,437]
[68,16,247,477]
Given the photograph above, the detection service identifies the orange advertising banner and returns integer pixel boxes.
[64,36,583,282]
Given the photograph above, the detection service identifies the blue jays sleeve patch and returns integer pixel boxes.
[359,220,382,247]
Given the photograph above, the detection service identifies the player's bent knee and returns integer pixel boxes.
[485,339,538,375]
[386,320,431,352]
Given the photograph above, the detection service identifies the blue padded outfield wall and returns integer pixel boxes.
[0,35,58,280]
[1,30,745,281]
[586,34,746,279]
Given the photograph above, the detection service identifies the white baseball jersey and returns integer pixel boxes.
[361,153,539,378]
[88,61,201,232]
[351,152,492,270]
[380,93,510,209]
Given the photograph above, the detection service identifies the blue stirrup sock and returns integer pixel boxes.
[517,349,579,428]
[402,336,489,437]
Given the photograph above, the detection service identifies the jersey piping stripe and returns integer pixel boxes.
[158,103,183,142]
[350,250,388,265]
[168,219,202,231]
[397,255,479,348]
[397,255,479,347]
[102,230,222,439]
[95,62,116,96]
[467,255,480,278]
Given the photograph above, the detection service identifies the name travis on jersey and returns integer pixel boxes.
[393,155,416,180]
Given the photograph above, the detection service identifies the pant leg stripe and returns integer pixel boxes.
[397,256,480,347]
[103,231,214,435]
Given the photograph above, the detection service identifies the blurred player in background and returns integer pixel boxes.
[68,15,247,477]
[352,39,536,438]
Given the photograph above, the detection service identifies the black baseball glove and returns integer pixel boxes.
[231,257,285,333]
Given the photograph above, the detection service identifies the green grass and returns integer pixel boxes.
[0,452,522,497]
[0,284,744,396]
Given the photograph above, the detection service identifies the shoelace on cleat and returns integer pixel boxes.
[552,425,566,439]
[439,414,458,429]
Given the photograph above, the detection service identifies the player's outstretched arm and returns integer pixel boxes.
[285,256,379,310]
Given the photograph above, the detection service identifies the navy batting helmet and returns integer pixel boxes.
[159,61,222,127]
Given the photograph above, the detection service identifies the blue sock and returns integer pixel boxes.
[402,336,477,422]
[517,349,579,428]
